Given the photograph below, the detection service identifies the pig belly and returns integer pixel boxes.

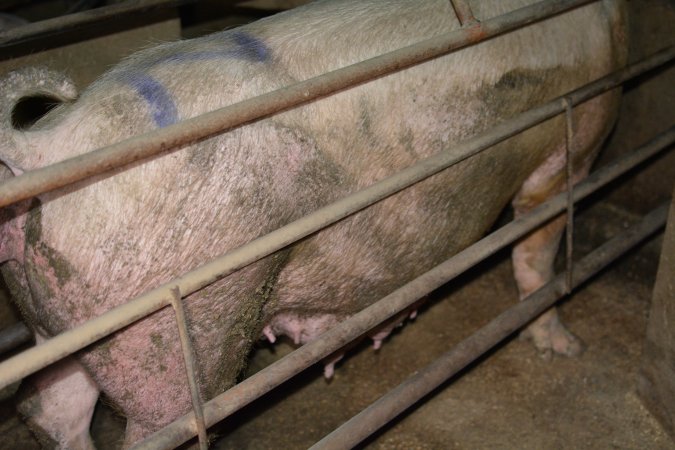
[265,74,619,346]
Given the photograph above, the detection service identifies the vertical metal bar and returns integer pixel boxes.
[449,0,478,26]
[170,287,209,450]
[563,97,576,294]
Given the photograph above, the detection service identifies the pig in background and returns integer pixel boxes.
[0,0,627,448]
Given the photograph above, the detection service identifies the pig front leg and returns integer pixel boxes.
[511,148,596,359]
[511,212,583,359]
[17,334,99,450]
[509,90,619,358]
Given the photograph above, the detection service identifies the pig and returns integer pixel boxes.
[0,0,627,447]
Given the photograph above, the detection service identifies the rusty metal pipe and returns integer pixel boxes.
[169,287,208,450]
[0,0,600,209]
[132,127,675,450]
[0,46,671,394]
[563,97,576,294]
[310,201,670,450]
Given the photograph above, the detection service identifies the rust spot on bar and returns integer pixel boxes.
[465,23,487,42]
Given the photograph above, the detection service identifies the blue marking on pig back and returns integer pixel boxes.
[129,73,178,127]
[118,30,269,128]
[230,31,270,62]
[150,31,271,66]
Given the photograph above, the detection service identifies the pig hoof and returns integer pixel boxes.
[551,326,584,357]
[521,321,585,359]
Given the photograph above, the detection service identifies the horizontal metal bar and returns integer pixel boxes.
[311,201,670,450]
[132,128,675,449]
[0,0,598,209]
[0,0,193,48]
[0,42,671,395]
[0,321,31,355]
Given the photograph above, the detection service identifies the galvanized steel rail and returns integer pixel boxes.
[0,0,599,209]
[310,201,670,450]
[132,127,675,449]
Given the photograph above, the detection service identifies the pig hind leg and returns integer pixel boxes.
[17,349,100,450]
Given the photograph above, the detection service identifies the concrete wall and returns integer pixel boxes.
[599,0,675,214]
[638,188,675,438]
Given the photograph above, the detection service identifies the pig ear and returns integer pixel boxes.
[0,67,78,173]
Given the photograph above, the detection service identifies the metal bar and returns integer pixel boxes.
[169,287,209,450]
[449,0,478,26]
[0,48,671,394]
[0,322,31,355]
[132,127,675,450]
[0,0,193,48]
[563,97,576,294]
[311,202,670,450]
[0,0,600,209]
